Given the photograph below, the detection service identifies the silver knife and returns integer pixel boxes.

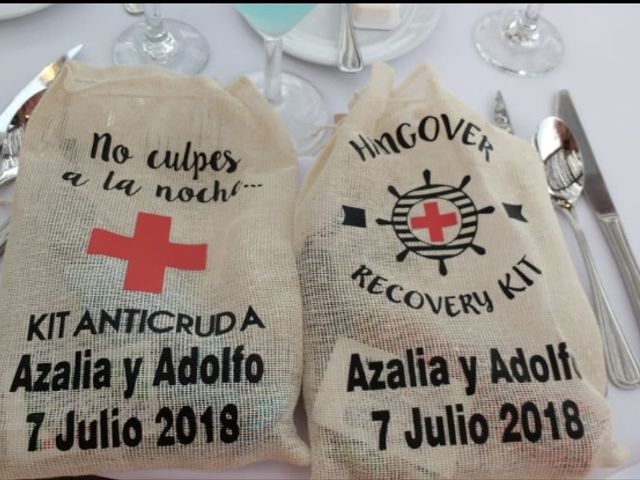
[493,90,514,134]
[0,44,83,147]
[557,90,640,324]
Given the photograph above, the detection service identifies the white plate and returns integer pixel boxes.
[0,4,51,21]
[283,4,442,66]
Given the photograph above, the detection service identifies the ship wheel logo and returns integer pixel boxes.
[376,169,495,275]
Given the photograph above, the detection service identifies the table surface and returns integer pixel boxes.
[0,4,639,479]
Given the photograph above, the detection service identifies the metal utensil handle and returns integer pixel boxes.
[338,4,363,73]
[0,216,9,257]
[0,168,17,189]
[597,213,640,323]
[562,208,640,388]
[123,3,144,15]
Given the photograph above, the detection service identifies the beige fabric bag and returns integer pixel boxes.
[0,61,308,478]
[295,64,625,479]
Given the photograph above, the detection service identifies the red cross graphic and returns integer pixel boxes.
[87,212,207,294]
[410,201,458,243]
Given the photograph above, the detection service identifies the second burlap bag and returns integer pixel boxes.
[295,64,625,479]
[0,62,308,478]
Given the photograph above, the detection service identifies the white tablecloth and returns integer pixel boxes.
[0,4,639,479]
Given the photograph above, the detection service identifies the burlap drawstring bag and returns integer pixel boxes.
[0,61,308,478]
[295,63,625,480]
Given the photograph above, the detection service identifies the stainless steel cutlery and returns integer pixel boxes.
[494,91,640,389]
[0,45,82,255]
[338,4,363,73]
[534,116,640,389]
[557,91,640,325]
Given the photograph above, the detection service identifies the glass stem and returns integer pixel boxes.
[505,3,542,45]
[144,4,168,42]
[521,4,542,30]
[263,36,283,104]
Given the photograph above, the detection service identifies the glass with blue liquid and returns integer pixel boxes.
[235,4,329,155]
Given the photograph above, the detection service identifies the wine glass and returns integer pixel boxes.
[474,4,563,76]
[113,4,209,74]
[234,4,329,156]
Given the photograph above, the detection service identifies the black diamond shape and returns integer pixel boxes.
[342,206,367,228]
[502,203,527,222]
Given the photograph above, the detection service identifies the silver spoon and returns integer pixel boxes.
[534,116,640,389]
[338,4,363,73]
